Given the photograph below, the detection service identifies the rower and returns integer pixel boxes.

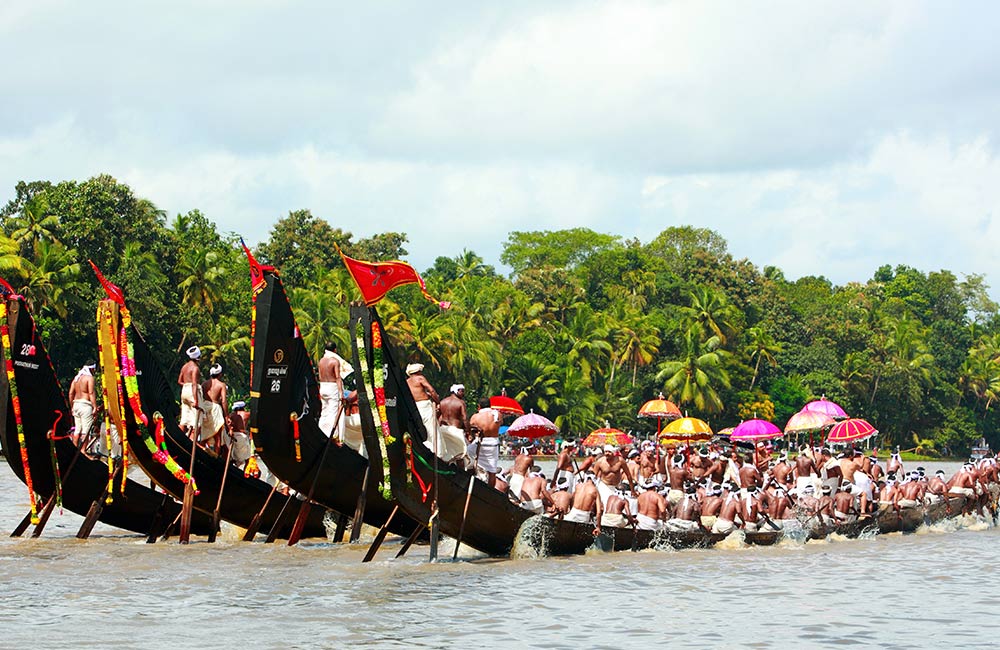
[552,440,579,491]
[507,444,535,502]
[635,478,667,532]
[564,475,602,535]
[520,470,551,515]
[601,489,633,529]
[546,477,573,517]
[665,483,702,533]
[666,453,691,506]
[834,480,857,523]
[593,444,637,507]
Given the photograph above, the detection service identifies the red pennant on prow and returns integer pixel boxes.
[89,261,126,305]
[338,247,450,309]
[240,238,276,296]
[0,277,16,297]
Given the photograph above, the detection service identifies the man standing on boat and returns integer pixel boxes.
[318,342,345,440]
[468,397,501,488]
[406,363,440,451]
[68,361,98,448]
[552,440,579,491]
[178,346,202,441]
[200,363,229,452]
[593,445,638,507]
[437,384,471,465]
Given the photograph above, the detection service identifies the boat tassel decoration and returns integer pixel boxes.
[0,301,39,524]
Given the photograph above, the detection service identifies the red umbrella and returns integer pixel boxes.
[489,388,524,415]
[802,396,848,420]
[506,411,558,439]
[638,393,682,436]
[731,419,782,442]
[826,418,878,445]
[583,426,634,448]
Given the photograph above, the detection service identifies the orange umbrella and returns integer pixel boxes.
[638,393,682,436]
[583,426,634,448]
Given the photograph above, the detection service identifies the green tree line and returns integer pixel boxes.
[3,175,998,455]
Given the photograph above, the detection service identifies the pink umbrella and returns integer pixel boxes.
[802,396,848,420]
[506,410,558,439]
[784,409,834,434]
[826,418,878,445]
[731,419,783,442]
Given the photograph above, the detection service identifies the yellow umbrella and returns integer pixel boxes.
[658,416,713,444]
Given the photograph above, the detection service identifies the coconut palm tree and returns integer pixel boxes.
[610,304,661,386]
[178,246,225,314]
[656,330,731,414]
[680,286,738,345]
[744,325,782,389]
[18,240,81,319]
[8,194,60,255]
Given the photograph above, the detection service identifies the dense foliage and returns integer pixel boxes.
[3,176,998,455]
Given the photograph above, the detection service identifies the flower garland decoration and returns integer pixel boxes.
[96,302,119,503]
[356,319,392,500]
[0,302,39,524]
[243,297,262,479]
[290,412,301,462]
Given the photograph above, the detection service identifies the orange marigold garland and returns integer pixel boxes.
[96,302,118,503]
[0,302,40,524]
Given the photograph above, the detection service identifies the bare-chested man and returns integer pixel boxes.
[406,363,440,452]
[833,481,857,523]
[713,488,740,534]
[601,490,633,528]
[753,442,770,474]
[887,447,904,477]
[200,363,229,452]
[434,384,470,464]
[635,481,667,531]
[637,443,659,482]
[771,450,793,488]
[706,451,726,485]
[178,346,202,441]
[898,472,926,508]
[839,449,862,483]
[468,397,501,487]
[593,445,637,507]
[738,455,762,491]
[690,448,710,479]
[318,342,344,439]
[68,362,97,448]
[768,485,792,520]
[565,476,603,535]
[667,485,703,532]
[666,453,691,506]
[520,471,552,515]
[546,481,572,517]
[701,486,724,530]
[552,440,579,490]
[794,444,819,494]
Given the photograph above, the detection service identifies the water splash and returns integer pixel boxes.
[511,515,553,559]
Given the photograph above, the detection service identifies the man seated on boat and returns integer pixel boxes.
[593,444,638,507]
[738,454,762,493]
[869,452,883,482]
[664,483,703,533]
[834,480,858,523]
[767,485,792,521]
[436,384,472,466]
[546,477,573,517]
[815,485,835,523]
[877,476,901,514]
[506,444,535,502]
[738,486,766,532]
[68,361,98,449]
[200,363,228,452]
[897,472,926,508]
[468,398,501,487]
[565,475,602,535]
[635,479,667,532]
[947,465,980,515]
[178,345,203,441]
[700,485,723,530]
[713,487,740,534]
[601,489,633,528]
[551,440,579,491]
[793,444,820,495]
[406,362,442,454]
[665,453,692,506]
[318,342,346,440]
[925,470,950,506]
[494,467,510,494]
[520,470,551,515]
[770,450,793,489]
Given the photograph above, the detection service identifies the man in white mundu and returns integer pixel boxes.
[318,342,350,439]
[406,362,440,449]
[68,362,97,447]
[177,346,203,441]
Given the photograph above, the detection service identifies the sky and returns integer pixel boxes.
[2,1,999,288]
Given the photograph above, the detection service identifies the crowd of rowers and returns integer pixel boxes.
[495,441,1000,536]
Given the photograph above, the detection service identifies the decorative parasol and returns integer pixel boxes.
[658,416,713,444]
[731,419,783,442]
[638,393,682,436]
[784,409,834,434]
[583,424,634,448]
[505,411,558,439]
[489,388,524,416]
[716,426,736,436]
[826,418,878,445]
[802,396,849,420]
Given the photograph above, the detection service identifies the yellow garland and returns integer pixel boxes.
[96,303,117,503]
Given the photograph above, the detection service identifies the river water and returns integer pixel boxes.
[1,461,998,649]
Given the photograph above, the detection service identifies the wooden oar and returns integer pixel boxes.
[362,505,399,563]
[286,402,347,546]
[10,511,34,538]
[207,436,234,543]
[348,467,370,543]
[178,431,199,544]
[12,414,82,538]
[452,434,484,560]
[77,459,122,539]
[243,478,281,541]
[264,492,297,544]
[394,521,426,559]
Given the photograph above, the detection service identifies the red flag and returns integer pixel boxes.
[89,261,125,306]
[338,247,450,309]
[240,238,275,296]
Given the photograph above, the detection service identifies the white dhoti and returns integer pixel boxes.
[601,513,628,528]
[180,383,202,430]
[553,468,578,492]
[898,498,920,509]
[521,498,545,514]
[597,480,616,507]
[508,473,526,500]
[712,517,735,534]
[949,486,975,497]
[428,424,469,463]
[636,513,662,531]
[795,475,821,495]
[72,399,95,438]
[565,507,593,524]
[666,489,684,506]
[467,437,499,474]
[200,401,225,442]
[318,382,343,439]
[230,432,253,465]
[415,399,439,448]
[342,413,368,458]
[663,518,699,533]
